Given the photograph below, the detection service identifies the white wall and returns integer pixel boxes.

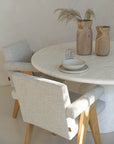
[0,0,114,85]
[0,0,18,85]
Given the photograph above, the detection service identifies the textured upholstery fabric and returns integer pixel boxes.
[12,72,78,140]
[66,86,104,119]
[4,40,33,62]
[3,40,38,73]
[3,40,39,88]
[5,62,38,72]
[69,91,105,115]
[12,89,105,115]
[12,72,104,140]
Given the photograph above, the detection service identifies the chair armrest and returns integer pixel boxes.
[66,86,104,119]
[5,62,38,72]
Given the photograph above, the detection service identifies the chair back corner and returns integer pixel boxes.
[3,40,33,62]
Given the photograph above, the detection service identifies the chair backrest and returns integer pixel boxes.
[12,72,78,140]
[4,40,33,62]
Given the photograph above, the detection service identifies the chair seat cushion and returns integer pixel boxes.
[3,40,33,62]
[5,62,38,72]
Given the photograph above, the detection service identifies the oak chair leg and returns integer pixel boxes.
[51,132,56,136]
[20,71,34,76]
[12,100,20,118]
[25,123,34,144]
[76,106,90,144]
[89,103,101,144]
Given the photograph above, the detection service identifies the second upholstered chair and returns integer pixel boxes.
[3,40,38,118]
[3,40,63,119]
[12,72,104,144]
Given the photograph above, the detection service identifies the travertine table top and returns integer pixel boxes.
[31,41,114,85]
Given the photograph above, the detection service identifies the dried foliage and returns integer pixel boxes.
[55,8,95,23]
[55,8,82,23]
[84,9,96,20]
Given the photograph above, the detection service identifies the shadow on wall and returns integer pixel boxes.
[0,47,10,86]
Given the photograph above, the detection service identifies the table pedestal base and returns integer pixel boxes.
[96,85,114,133]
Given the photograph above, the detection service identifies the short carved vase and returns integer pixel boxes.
[77,20,93,55]
[95,26,110,56]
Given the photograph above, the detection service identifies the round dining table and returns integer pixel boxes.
[31,41,114,134]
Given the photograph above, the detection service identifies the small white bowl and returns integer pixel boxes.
[62,59,85,70]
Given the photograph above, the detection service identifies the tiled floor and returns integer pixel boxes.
[0,86,114,144]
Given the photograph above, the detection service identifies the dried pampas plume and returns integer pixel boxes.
[55,8,82,23]
[84,9,96,20]
[55,8,95,23]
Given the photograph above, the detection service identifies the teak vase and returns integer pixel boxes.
[77,20,92,55]
[95,26,110,56]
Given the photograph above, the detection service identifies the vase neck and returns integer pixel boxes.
[77,20,92,29]
[96,26,110,34]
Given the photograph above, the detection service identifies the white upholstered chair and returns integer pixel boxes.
[12,72,104,144]
[3,40,38,118]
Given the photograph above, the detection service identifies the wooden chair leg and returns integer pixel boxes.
[51,132,56,136]
[12,100,20,118]
[25,123,34,144]
[76,106,90,144]
[20,71,34,75]
[89,103,101,144]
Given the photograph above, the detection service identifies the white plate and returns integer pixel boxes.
[62,59,85,70]
[59,65,88,74]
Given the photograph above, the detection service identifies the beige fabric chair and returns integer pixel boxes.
[12,72,104,144]
[3,40,38,118]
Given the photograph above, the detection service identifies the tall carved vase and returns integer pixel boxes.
[77,20,92,55]
[95,26,110,56]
